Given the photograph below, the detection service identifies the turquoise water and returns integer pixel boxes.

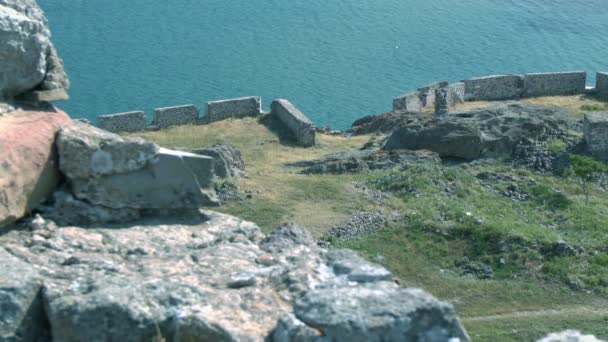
[39,0,608,129]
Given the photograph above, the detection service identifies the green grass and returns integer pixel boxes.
[130,113,608,340]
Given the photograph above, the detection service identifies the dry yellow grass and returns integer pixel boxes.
[127,118,374,234]
[523,95,608,116]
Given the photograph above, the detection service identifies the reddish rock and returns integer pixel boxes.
[0,106,73,227]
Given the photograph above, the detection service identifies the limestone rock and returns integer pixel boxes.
[0,0,69,100]
[0,212,470,341]
[56,122,158,179]
[0,107,73,227]
[192,144,245,178]
[293,286,469,342]
[384,102,576,160]
[57,122,219,211]
[0,248,45,341]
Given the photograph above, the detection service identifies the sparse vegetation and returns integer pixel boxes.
[569,154,607,206]
[130,100,608,341]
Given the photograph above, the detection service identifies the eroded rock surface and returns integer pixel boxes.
[0,213,470,341]
[192,144,245,178]
[0,0,69,100]
[384,102,577,160]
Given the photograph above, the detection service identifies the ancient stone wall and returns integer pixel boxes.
[417,81,449,109]
[463,75,524,101]
[584,112,608,162]
[448,82,465,106]
[97,111,147,133]
[153,104,199,128]
[205,96,261,123]
[523,71,586,97]
[596,72,608,100]
[393,91,422,112]
[271,99,316,147]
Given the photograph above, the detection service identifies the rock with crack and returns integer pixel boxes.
[0,0,69,100]
[54,122,218,223]
[0,214,470,341]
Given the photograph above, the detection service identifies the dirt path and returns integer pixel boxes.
[463,305,608,322]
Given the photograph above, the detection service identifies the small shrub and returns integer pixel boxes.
[580,104,607,111]
[546,139,568,153]
[569,154,607,205]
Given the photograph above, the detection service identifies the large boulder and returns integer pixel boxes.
[384,102,576,160]
[0,213,470,341]
[0,106,73,227]
[56,122,219,215]
[0,0,69,100]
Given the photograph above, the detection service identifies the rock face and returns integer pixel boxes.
[53,122,218,224]
[192,144,246,178]
[0,106,73,227]
[0,0,69,100]
[286,149,440,174]
[384,102,576,160]
[0,213,470,341]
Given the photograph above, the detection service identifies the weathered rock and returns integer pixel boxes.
[324,211,388,241]
[293,286,469,342]
[0,0,69,100]
[0,213,470,341]
[434,86,449,117]
[192,144,245,178]
[384,102,576,160]
[57,122,158,179]
[285,149,440,174]
[536,330,604,342]
[0,107,73,227]
[70,147,218,209]
[0,247,46,341]
[349,110,427,136]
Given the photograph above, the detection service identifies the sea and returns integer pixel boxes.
[39,0,608,129]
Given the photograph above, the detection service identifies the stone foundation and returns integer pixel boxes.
[584,112,608,162]
[205,96,261,123]
[271,99,316,147]
[153,104,199,128]
[97,111,147,133]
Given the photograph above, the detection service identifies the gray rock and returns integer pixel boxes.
[37,190,141,226]
[57,122,159,179]
[71,147,219,209]
[435,87,449,117]
[384,102,576,160]
[584,112,608,162]
[324,211,388,241]
[0,212,471,341]
[536,330,604,342]
[294,286,469,342]
[0,248,46,341]
[192,144,245,178]
[286,149,441,174]
[0,0,69,100]
[57,122,218,211]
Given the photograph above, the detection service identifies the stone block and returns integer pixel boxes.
[448,82,465,106]
[584,112,608,162]
[97,111,147,133]
[271,99,316,147]
[393,91,422,112]
[435,87,449,117]
[205,96,261,123]
[417,81,449,108]
[152,104,199,128]
[596,72,608,100]
[523,71,586,97]
[463,74,524,101]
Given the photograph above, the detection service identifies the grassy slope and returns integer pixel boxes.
[130,97,608,341]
